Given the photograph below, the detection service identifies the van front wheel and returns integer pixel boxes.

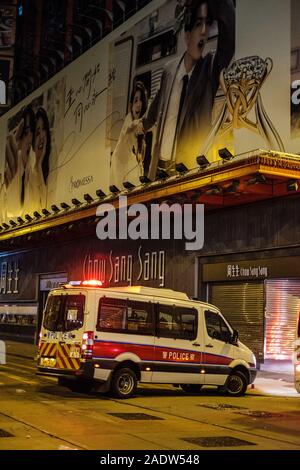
[111,368,137,398]
[226,371,248,397]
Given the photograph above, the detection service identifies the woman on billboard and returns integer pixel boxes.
[1,104,36,222]
[110,80,148,189]
[1,105,51,222]
[24,107,51,213]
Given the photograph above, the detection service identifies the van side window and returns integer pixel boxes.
[205,310,230,342]
[127,301,154,335]
[97,298,127,332]
[97,298,154,335]
[157,305,197,340]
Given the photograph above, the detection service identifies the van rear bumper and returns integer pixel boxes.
[37,361,94,380]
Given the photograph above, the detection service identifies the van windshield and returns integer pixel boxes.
[43,294,85,332]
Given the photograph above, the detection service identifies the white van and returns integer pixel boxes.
[36,282,257,398]
[294,311,300,394]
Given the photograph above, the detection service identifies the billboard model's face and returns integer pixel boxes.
[34,116,47,164]
[20,113,33,168]
[132,90,143,120]
[185,3,210,65]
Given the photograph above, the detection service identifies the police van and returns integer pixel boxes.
[36,281,257,398]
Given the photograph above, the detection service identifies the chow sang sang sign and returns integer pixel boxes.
[83,246,165,287]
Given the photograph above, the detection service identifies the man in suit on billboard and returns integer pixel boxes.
[139,0,235,179]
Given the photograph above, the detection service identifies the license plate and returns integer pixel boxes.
[40,357,56,367]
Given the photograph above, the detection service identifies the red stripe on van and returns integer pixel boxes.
[93,341,156,361]
[94,341,233,365]
[203,353,231,365]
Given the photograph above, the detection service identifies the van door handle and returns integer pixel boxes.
[192,342,201,347]
[205,343,214,348]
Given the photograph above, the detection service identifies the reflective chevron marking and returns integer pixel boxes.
[40,342,57,357]
[57,343,81,370]
[39,342,81,370]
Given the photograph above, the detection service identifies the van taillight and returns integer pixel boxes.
[38,331,42,350]
[81,331,94,359]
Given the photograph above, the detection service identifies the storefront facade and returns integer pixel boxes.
[198,194,300,366]
[0,234,193,343]
[1,190,300,369]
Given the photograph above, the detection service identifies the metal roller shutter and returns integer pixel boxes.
[265,279,300,360]
[209,282,264,362]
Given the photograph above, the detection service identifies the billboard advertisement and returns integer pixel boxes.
[0,1,17,110]
[0,0,298,225]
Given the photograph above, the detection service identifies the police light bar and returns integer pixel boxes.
[81,280,103,287]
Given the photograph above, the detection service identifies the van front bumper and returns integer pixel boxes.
[249,368,257,383]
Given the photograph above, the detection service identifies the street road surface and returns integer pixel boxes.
[0,350,299,450]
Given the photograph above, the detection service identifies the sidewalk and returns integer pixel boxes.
[5,339,38,360]
[3,340,299,398]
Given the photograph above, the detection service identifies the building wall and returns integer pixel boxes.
[1,194,300,306]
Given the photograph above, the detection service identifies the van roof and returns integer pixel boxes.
[54,284,218,310]
[100,286,189,301]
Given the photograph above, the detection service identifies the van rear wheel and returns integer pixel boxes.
[180,384,202,393]
[111,368,137,398]
[226,371,248,397]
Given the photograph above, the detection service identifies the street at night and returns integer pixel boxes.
[0,341,299,451]
[1,0,300,464]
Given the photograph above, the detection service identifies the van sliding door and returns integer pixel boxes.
[153,303,203,384]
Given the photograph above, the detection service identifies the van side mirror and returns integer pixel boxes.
[231,329,239,345]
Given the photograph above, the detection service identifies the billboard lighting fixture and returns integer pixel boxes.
[218,147,234,161]
[72,198,82,207]
[42,208,51,216]
[175,162,188,174]
[287,179,299,192]
[123,181,135,190]
[51,204,60,213]
[190,190,201,201]
[17,217,24,224]
[156,169,169,180]
[109,185,120,194]
[247,173,267,185]
[139,175,151,184]
[196,155,210,169]
[2,223,10,230]
[84,193,94,203]
[33,211,41,219]
[96,189,106,199]
[224,179,240,194]
[9,220,17,227]
[61,202,70,210]
[205,186,223,196]
[25,214,33,222]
